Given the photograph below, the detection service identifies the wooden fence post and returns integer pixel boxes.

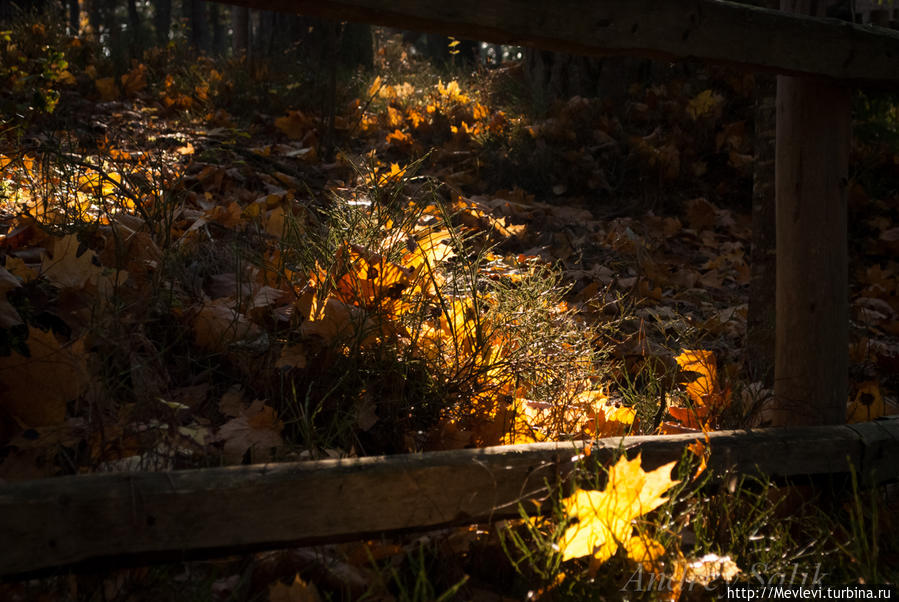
[773,0,850,425]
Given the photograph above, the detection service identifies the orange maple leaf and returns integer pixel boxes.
[671,349,731,431]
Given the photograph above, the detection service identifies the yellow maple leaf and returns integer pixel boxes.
[686,89,722,120]
[385,128,412,148]
[386,105,404,128]
[558,453,678,564]
[847,381,890,423]
[437,80,468,103]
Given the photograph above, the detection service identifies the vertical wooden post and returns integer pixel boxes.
[773,0,849,426]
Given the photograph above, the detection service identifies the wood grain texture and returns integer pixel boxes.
[772,0,850,426]
[3,420,899,576]
[213,0,899,86]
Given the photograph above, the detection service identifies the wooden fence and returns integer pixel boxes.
[2,420,899,577]
[3,0,899,579]
[214,0,899,422]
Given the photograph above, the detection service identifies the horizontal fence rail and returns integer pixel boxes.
[217,0,899,86]
[2,419,898,577]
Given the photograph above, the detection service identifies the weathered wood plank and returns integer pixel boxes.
[2,420,899,577]
[770,1,850,427]
[215,0,899,86]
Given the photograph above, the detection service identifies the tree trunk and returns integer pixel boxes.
[255,9,274,56]
[184,0,209,52]
[231,5,249,55]
[340,22,373,68]
[772,0,849,426]
[68,0,79,35]
[86,0,101,41]
[127,0,142,57]
[746,0,777,391]
[209,2,225,55]
[102,0,123,67]
[153,0,171,45]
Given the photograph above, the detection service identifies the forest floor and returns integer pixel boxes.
[2,20,899,601]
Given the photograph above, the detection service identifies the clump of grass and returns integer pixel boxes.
[267,156,606,455]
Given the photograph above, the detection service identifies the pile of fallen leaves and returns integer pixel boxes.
[2,20,899,600]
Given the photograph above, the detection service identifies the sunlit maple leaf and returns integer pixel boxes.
[586,398,636,437]
[667,405,711,432]
[687,437,709,481]
[407,108,426,128]
[386,106,404,128]
[571,389,636,438]
[300,295,378,344]
[383,162,407,183]
[624,534,667,570]
[402,228,454,273]
[385,128,412,148]
[675,349,730,412]
[324,245,414,314]
[847,381,896,422]
[437,80,468,103]
[558,453,679,564]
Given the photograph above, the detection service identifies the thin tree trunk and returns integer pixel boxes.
[184,0,209,52]
[153,0,170,45]
[339,22,373,68]
[103,0,122,66]
[86,0,101,41]
[68,0,79,35]
[127,0,142,57]
[255,10,274,56]
[231,5,249,55]
[209,2,224,55]
[772,0,849,426]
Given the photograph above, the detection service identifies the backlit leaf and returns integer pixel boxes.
[558,453,679,564]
